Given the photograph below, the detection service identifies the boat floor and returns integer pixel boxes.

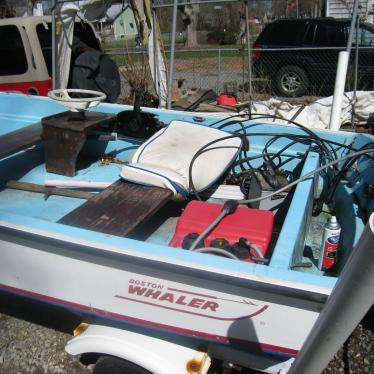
[0,147,122,221]
[0,149,329,280]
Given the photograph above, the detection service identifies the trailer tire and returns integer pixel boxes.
[93,356,152,374]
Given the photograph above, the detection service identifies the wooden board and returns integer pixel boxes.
[59,180,173,237]
[42,112,116,176]
[0,123,42,159]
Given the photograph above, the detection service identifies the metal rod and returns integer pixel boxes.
[244,0,252,99]
[347,0,360,54]
[167,0,178,109]
[153,0,240,8]
[288,213,374,374]
[106,47,357,56]
[51,0,57,89]
[296,0,299,18]
[152,10,159,99]
[1,180,94,200]
[352,16,359,126]
[216,48,221,93]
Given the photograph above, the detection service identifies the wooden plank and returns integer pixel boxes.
[58,180,173,237]
[0,123,42,159]
[42,112,116,176]
[41,111,116,132]
[1,179,95,200]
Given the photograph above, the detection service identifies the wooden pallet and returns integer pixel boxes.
[59,180,173,237]
[0,123,42,159]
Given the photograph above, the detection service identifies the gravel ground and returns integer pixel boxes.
[0,314,90,374]
[0,292,373,374]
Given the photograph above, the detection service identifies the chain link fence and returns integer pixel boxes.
[104,8,374,105]
[251,46,374,97]
[108,44,374,102]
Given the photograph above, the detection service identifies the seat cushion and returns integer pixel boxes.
[120,120,242,198]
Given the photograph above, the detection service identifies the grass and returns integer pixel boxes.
[102,38,137,49]
[108,44,246,65]
[111,51,244,66]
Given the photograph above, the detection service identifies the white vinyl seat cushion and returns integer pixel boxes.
[120,120,242,198]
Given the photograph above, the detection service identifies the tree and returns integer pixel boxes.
[179,0,199,47]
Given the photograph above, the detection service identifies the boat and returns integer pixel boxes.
[0,90,373,373]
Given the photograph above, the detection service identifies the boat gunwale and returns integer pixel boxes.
[0,212,333,302]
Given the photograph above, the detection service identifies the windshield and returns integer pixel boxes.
[348,23,374,46]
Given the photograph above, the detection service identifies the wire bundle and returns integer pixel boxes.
[188,113,374,211]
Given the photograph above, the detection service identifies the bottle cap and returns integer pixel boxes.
[330,216,337,224]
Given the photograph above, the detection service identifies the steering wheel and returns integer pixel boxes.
[48,89,107,112]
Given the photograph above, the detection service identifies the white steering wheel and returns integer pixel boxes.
[48,89,107,112]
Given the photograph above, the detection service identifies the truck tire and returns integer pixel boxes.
[93,356,152,374]
[275,65,309,97]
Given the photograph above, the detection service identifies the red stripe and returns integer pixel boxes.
[114,294,268,321]
[0,283,298,356]
[0,79,51,96]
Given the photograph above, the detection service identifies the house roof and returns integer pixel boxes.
[102,3,130,22]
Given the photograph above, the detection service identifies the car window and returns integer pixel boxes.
[36,23,52,76]
[349,24,374,46]
[257,22,306,46]
[0,25,28,76]
[303,23,316,45]
[314,23,346,46]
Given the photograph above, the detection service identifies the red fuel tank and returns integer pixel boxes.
[169,201,274,262]
[217,95,237,106]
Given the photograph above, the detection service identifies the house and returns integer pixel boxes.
[111,3,137,40]
[326,0,373,21]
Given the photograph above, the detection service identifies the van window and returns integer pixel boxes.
[0,25,28,76]
[314,23,346,46]
[303,23,316,45]
[36,24,52,76]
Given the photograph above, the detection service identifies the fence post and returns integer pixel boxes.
[51,1,57,90]
[352,16,360,126]
[216,48,221,94]
[329,0,359,130]
[244,0,252,100]
[167,0,178,109]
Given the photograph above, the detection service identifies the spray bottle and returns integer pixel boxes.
[318,216,341,271]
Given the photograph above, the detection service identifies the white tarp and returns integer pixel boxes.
[55,0,168,107]
[130,0,168,107]
[249,91,374,129]
[56,1,114,89]
[56,3,79,89]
